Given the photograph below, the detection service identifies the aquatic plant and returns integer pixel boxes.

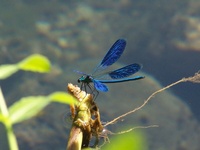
[0,54,76,150]
[67,83,154,150]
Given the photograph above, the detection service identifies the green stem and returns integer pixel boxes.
[67,125,83,150]
[5,119,19,150]
[0,87,9,117]
[0,87,19,150]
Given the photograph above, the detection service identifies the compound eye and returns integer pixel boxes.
[77,79,80,83]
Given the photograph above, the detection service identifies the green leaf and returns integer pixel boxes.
[18,54,51,73]
[8,92,76,124]
[0,64,19,80]
[49,92,77,105]
[9,96,51,124]
[0,54,51,79]
[102,130,148,150]
[0,113,7,122]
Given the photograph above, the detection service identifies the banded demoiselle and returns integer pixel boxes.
[76,39,144,92]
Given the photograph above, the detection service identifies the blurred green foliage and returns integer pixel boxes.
[0,54,51,79]
[102,129,148,150]
[0,54,76,150]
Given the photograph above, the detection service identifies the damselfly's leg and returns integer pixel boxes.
[79,83,99,99]
[80,83,84,91]
[87,84,99,100]
[93,90,99,100]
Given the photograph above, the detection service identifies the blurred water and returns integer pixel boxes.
[0,0,200,150]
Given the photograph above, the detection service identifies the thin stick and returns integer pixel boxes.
[114,125,159,134]
[105,78,185,127]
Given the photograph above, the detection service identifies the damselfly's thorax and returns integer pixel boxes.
[78,75,93,84]
[77,75,99,99]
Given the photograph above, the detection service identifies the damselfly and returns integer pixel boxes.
[76,39,144,92]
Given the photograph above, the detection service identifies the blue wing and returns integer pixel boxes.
[100,39,126,68]
[109,63,142,79]
[97,76,144,83]
[95,63,144,83]
[93,79,108,92]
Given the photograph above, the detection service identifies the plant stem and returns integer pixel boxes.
[66,125,83,150]
[0,87,19,150]
[67,84,103,149]
[5,119,19,150]
[0,87,9,117]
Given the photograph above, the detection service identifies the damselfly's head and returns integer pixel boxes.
[77,76,82,83]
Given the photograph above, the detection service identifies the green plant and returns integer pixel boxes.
[0,54,76,150]
[102,129,148,150]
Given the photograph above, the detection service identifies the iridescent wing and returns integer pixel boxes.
[92,79,108,92]
[96,63,144,83]
[93,39,126,75]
